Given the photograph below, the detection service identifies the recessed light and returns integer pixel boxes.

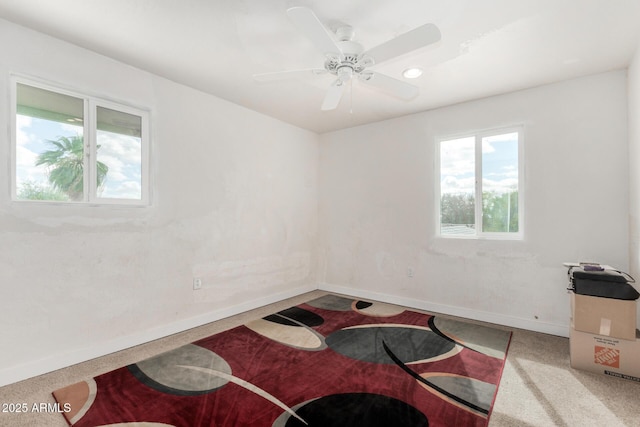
[402,68,423,79]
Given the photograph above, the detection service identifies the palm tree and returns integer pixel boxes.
[35,135,108,201]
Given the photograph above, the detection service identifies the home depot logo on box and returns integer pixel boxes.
[594,346,620,368]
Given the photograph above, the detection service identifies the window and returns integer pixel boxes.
[437,127,523,238]
[12,78,149,205]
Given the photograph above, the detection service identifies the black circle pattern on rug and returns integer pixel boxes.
[263,307,325,327]
[273,393,429,427]
[326,325,457,364]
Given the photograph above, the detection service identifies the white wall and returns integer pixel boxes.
[628,40,640,323]
[0,19,319,386]
[319,70,629,336]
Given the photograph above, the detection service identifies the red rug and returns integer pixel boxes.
[52,295,512,426]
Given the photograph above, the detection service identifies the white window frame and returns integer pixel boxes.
[10,76,150,206]
[435,126,524,240]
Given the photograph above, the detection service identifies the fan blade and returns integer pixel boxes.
[359,72,419,100]
[321,80,347,111]
[363,23,441,65]
[253,69,327,82]
[286,7,342,57]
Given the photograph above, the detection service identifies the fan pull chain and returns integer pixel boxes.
[350,78,353,114]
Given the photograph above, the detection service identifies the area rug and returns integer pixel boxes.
[52,295,512,426]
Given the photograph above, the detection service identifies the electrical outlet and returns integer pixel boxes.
[407,267,414,278]
[193,278,202,290]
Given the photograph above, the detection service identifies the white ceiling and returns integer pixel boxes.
[0,0,639,134]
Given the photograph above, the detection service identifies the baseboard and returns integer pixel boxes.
[319,282,570,338]
[0,283,317,387]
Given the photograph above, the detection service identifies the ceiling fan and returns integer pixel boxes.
[253,7,441,111]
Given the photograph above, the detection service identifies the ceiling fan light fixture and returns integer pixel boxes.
[337,66,354,82]
[402,67,423,79]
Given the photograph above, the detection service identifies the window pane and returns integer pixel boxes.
[481,133,519,232]
[96,106,142,200]
[440,137,475,235]
[16,84,84,201]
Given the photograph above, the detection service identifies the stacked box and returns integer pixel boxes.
[571,293,637,340]
[569,292,640,381]
[569,326,640,382]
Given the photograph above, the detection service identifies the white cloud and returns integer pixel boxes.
[100,180,141,199]
[16,115,34,147]
[440,138,474,177]
[60,122,84,135]
[15,119,48,186]
[96,131,142,199]
[441,175,475,194]
[15,145,48,186]
[483,177,518,193]
[98,131,141,163]
[482,141,495,154]
[485,165,518,179]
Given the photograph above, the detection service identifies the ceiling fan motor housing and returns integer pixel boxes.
[325,36,368,80]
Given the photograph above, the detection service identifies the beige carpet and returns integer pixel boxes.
[1,291,638,427]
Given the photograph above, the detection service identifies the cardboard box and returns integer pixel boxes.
[569,327,640,382]
[571,292,637,340]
